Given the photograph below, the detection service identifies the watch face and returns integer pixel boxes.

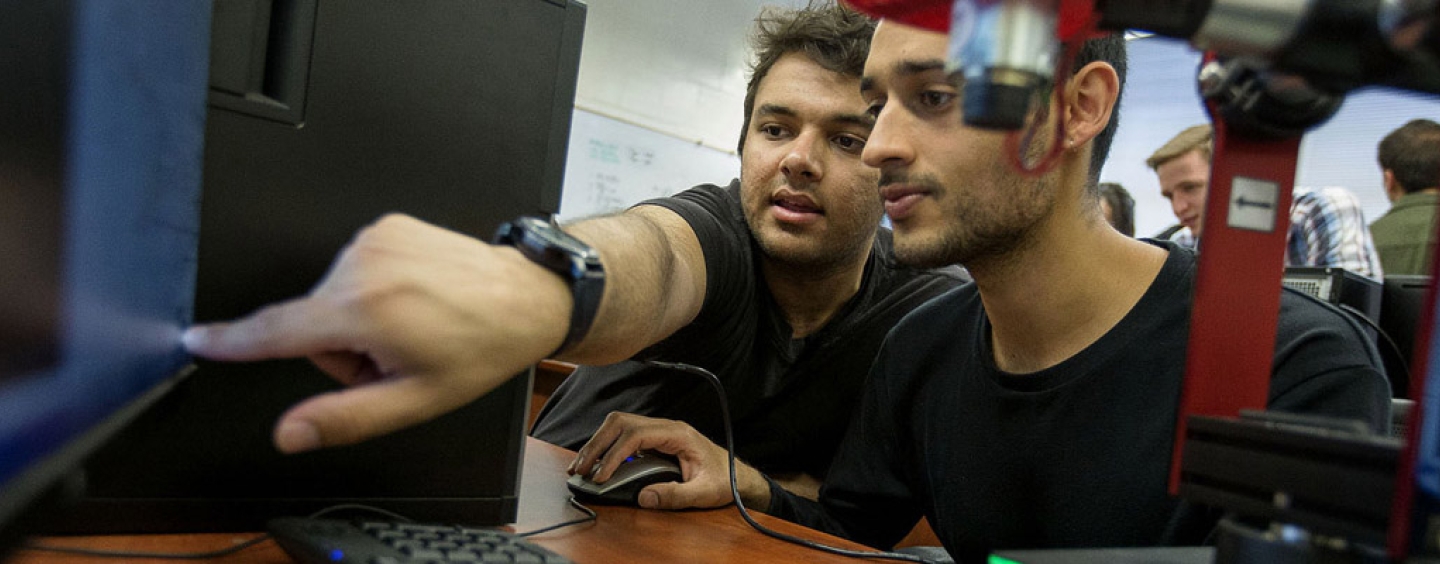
[534,220,600,262]
[499,217,601,276]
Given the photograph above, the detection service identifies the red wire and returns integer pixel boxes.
[1003,35,1087,178]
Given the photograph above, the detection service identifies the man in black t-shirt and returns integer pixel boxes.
[531,181,962,486]
[529,5,965,496]
[566,17,1389,557]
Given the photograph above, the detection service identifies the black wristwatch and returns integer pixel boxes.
[493,216,605,357]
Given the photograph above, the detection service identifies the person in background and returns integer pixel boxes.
[1097,181,1134,236]
[1371,118,1440,275]
[1153,223,1185,240]
[1148,124,1385,278]
[567,18,1388,559]
[183,3,965,503]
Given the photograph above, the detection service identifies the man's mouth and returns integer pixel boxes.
[879,184,928,201]
[880,185,929,221]
[769,191,824,225]
[773,194,821,214]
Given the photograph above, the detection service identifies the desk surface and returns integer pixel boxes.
[10,438,876,563]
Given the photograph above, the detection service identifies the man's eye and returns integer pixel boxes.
[864,101,883,118]
[920,91,955,108]
[761,124,788,138]
[833,135,866,153]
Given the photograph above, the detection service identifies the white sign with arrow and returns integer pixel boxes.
[1227,176,1280,233]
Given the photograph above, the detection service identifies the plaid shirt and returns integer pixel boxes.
[1288,186,1384,279]
[1168,226,1197,250]
[1165,186,1384,279]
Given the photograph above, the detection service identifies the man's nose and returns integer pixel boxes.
[780,132,823,181]
[861,108,912,170]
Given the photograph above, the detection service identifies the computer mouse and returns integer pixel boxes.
[565,450,683,505]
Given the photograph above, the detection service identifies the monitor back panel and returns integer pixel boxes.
[1281,266,1383,323]
[46,0,585,533]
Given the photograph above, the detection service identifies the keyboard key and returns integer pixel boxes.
[444,550,481,562]
[268,517,573,564]
[399,546,446,559]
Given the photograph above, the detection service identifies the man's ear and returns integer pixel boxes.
[1383,169,1402,201]
[1061,61,1119,148]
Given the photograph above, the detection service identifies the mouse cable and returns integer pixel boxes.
[20,498,596,559]
[1335,303,1412,393]
[643,360,931,563]
[298,501,597,538]
[22,534,271,560]
[515,497,598,537]
[18,503,401,559]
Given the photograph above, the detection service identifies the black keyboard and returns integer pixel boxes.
[268,517,574,564]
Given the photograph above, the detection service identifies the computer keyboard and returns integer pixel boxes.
[268,517,575,564]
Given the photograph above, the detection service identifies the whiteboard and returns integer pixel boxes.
[557,108,741,221]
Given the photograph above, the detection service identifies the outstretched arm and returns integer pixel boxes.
[183,205,707,453]
[557,204,706,365]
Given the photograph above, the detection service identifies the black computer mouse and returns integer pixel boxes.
[565,450,683,505]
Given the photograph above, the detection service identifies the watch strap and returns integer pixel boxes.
[493,217,605,357]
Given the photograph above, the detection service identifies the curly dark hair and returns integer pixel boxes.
[736,2,876,155]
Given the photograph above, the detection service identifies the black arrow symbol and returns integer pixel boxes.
[1235,197,1274,210]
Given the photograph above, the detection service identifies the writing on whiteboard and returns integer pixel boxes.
[558,109,740,221]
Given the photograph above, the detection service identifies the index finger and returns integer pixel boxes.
[587,418,677,483]
[570,413,631,476]
[183,297,347,362]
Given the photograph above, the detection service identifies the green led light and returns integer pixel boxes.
[988,556,1023,564]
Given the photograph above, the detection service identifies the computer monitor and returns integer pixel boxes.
[44,0,587,534]
[0,0,210,555]
[1381,275,1433,399]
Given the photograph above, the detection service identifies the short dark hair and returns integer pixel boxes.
[1378,119,1440,193]
[1098,182,1135,236]
[737,2,876,155]
[1073,34,1127,186]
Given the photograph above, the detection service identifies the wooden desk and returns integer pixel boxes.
[11,438,876,563]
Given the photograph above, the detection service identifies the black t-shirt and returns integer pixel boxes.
[530,181,967,477]
[765,240,1391,555]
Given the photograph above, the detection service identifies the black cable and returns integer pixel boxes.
[305,502,596,538]
[515,497,598,537]
[644,360,931,563]
[306,503,415,522]
[1337,303,1413,392]
[22,533,271,560]
[19,499,598,560]
[18,504,403,559]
